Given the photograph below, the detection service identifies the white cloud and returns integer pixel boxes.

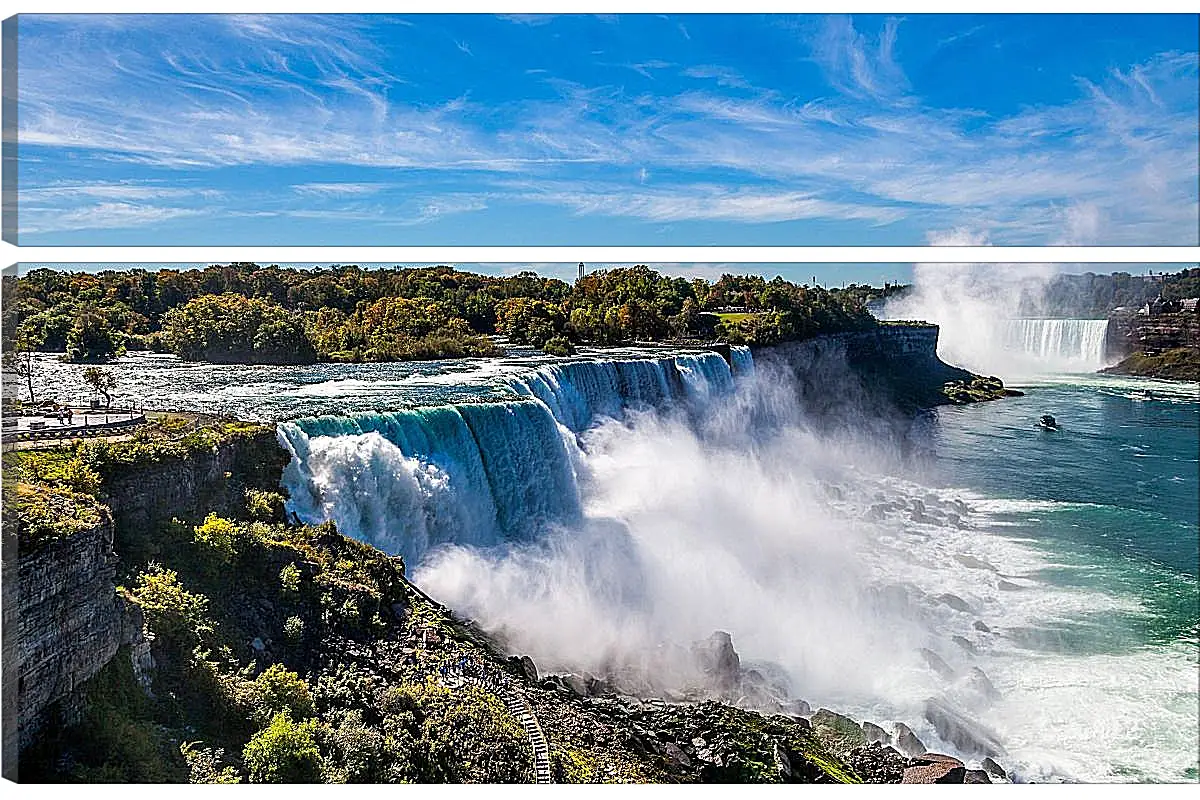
[20,202,204,234]
[291,182,389,196]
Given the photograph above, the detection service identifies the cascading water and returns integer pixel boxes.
[998,319,1110,372]
[279,350,739,564]
[275,345,1197,782]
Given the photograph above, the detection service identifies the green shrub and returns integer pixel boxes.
[279,562,302,595]
[193,513,238,560]
[242,712,324,784]
[252,664,315,722]
[542,335,576,356]
[180,742,241,784]
[284,615,305,644]
[122,564,213,646]
[59,455,102,496]
[246,489,287,522]
[5,482,108,555]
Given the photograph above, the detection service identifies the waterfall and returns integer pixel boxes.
[278,350,747,565]
[999,319,1110,371]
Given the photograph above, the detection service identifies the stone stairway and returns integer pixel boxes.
[442,666,553,784]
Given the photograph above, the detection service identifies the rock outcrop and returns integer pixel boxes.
[754,324,1013,417]
[923,698,1006,759]
[901,753,966,784]
[4,508,143,772]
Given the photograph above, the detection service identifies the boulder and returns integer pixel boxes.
[693,630,742,693]
[784,698,811,717]
[951,635,978,655]
[973,620,992,633]
[862,721,891,745]
[902,753,965,784]
[982,757,1007,780]
[923,698,1006,758]
[936,593,972,613]
[954,554,998,572]
[921,648,956,679]
[663,741,691,769]
[519,655,539,683]
[847,742,907,783]
[964,667,1002,703]
[893,723,927,758]
[811,708,867,752]
[563,673,590,697]
[965,769,993,783]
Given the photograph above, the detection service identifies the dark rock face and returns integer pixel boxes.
[901,753,966,784]
[7,512,143,765]
[101,428,288,552]
[982,756,1008,780]
[923,698,1006,759]
[754,325,992,420]
[893,723,927,758]
[1105,311,1200,361]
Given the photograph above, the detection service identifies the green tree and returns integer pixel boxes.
[3,330,40,403]
[162,294,316,365]
[66,306,123,362]
[251,664,315,723]
[83,366,117,409]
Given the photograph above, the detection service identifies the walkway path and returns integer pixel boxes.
[441,663,552,784]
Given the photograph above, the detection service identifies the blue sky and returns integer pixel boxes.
[17,13,1200,246]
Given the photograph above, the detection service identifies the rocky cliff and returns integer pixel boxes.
[3,420,288,775]
[752,324,1012,419]
[1103,312,1200,381]
[3,501,143,775]
[98,425,289,560]
[1105,311,1200,359]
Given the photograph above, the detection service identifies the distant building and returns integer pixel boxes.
[1182,298,1199,312]
[1139,296,1171,315]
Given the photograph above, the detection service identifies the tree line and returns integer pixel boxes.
[3,264,878,365]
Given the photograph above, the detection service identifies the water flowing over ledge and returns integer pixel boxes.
[278,349,748,565]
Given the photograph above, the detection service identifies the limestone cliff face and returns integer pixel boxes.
[752,324,975,416]
[101,428,288,547]
[4,509,143,766]
[1105,312,1200,359]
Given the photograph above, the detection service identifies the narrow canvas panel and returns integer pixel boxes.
[6,13,1199,246]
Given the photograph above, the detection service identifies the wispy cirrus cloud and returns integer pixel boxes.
[291,182,391,197]
[15,13,1199,244]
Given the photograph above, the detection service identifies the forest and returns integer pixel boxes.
[4,264,879,364]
